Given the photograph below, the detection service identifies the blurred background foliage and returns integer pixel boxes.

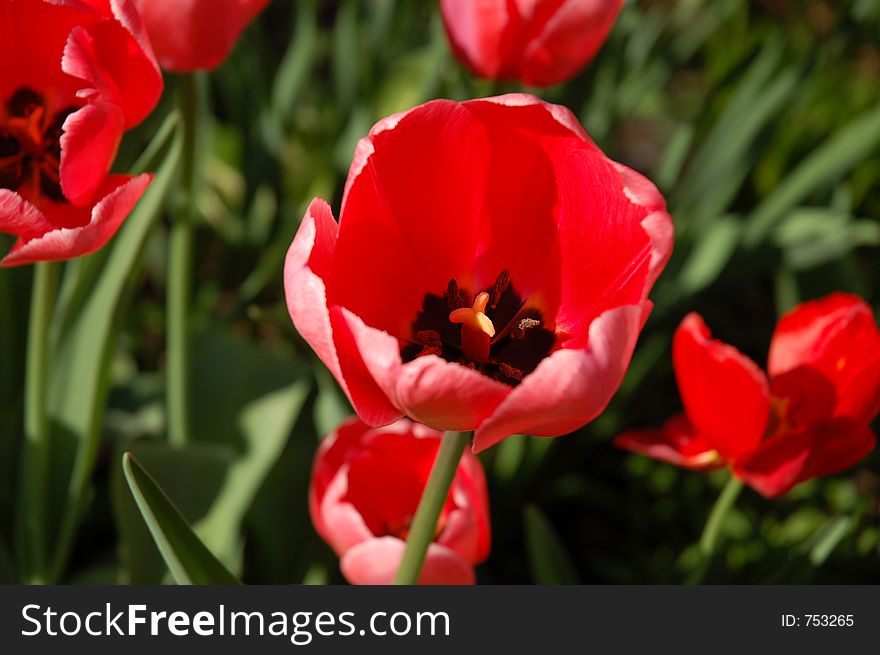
[1,0,879,584]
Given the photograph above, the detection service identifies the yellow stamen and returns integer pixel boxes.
[7,106,45,153]
[449,292,496,363]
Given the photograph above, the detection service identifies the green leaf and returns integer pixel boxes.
[774,208,880,270]
[807,516,853,567]
[333,0,360,110]
[113,441,234,584]
[675,39,799,228]
[524,505,580,584]
[765,508,855,584]
[654,123,694,190]
[112,331,310,582]
[744,104,880,246]
[46,117,182,582]
[271,0,318,121]
[677,216,742,295]
[121,453,241,585]
[195,379,311,565]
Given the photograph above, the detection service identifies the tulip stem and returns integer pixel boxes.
[687,475,744,584]
[167,73,201,448]
[18,261,59,583]
[394,431,470,585]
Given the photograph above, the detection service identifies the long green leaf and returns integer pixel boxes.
[46,119,182,581]
[765,514,853,583]
[807,516,853,567]
[744,104,880,246]
[271,0,318,120]
[113,442,233,584]
[122,453,240,585]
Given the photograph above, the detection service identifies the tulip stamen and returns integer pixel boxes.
[449,291,496,364]
[1,87,76,203]
[402,271,556,386]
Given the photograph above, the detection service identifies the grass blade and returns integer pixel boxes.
[744,104,880,246]
[121,453,240,585]
[47,120,183,581]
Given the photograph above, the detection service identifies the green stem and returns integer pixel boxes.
[394,431,469,585]
[167,74,200,447]
[18,261,59,584]
[687,476,744,584]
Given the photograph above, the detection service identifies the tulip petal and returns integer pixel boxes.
[473,92,591,142]
[769,293,875,374]
[769,293,880,422]
[464,96,669,343]
[329,307,405,427]
[473,302,648,453]
[395,355,511,433]
[1,174,151,267]
[734,419,876,498]
[836,360,880,426]
[61,1,162,127]
[284,199,401,426]
[437,508,481,564]
[318,470,374,556]
[614,414,724,471]
[454,449,492,562]
[309,418,374,541]
[329,99,491,338]
[439,448,491,562]
[673,313,770,461]
[551,149,654,344]
[519,0,623,86]
[340,537,475,585]
[464,97,581,298]
[0,0,96,98]
[133,0,268,72]
[60,98,125,207]
[613,161,675,291]
[440,0,511,79]
[0,190,58,241]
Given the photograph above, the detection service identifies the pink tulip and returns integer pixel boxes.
[310,417,491,585]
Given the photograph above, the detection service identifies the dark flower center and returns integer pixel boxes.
[401,270,556,387]
[0,87,76,203]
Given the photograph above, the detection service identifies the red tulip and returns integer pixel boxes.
[440,0,623,87]
[284,94,673,452]
[310,417,491,585]
[615,294,880,497]
[132,0,269,72]
[0,0,162,267]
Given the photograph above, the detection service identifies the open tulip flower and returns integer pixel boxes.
[0,0,162,267]
[132,0,269,72]
[616,294,880,498]
[310,417,491,585]
[284,94,673,453]
[441,0,624,87]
